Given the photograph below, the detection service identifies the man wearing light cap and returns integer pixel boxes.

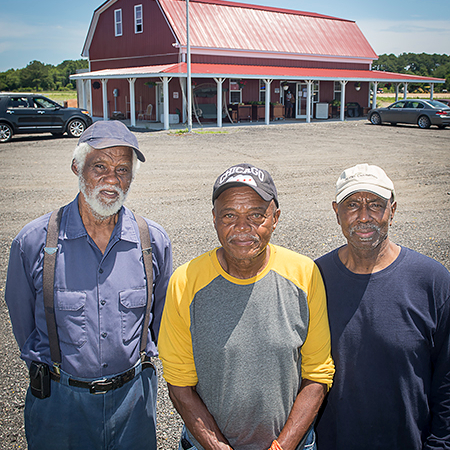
[315,164,450,449]
[158,163,334,450]
[5,120,172,449]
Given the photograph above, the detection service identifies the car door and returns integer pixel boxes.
[5,96,35,131]
[403,101,423,124]
[31,97,65,132]
[383,101,406,123]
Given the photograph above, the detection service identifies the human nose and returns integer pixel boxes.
[234,215,252,231]
[102,167,120,184]
[357,204,371,222]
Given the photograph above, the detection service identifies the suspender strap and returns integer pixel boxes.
[43,208,63,370]
[133,214,153,360]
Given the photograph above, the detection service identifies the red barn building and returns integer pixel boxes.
[71,0,444,129]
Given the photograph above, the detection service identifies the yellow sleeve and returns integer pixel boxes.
[301,263,335,389]
[158,262,199,387]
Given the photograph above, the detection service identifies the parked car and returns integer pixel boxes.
[0,93,92,143]
[436,99,450,107]
[368,99,450,129]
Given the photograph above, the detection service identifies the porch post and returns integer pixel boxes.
[372,81,378,109]
[181,77,187,124]
[127,78,137,127]
[263,79,273,125]
[81,80,87,110]
[306,80,313,123]
[162,76,170,130]
[214,77,225,128]
[430,83,434,100]
[403,82,408,99]
[340,80,348,122]
[395,83,399,102]
[101,79,108,120]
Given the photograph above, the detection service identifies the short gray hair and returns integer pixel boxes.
[72,143,139,178]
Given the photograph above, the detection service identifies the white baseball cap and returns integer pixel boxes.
[336,163,395,203]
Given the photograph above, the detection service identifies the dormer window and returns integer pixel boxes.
[135,5,143,33]
[115,9,122,36]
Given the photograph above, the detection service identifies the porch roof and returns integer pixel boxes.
[70,62,445,84]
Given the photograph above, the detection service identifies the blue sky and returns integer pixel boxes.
[1,0,449,72]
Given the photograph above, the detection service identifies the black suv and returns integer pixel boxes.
[0,93,93,143]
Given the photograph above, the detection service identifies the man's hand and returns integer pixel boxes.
[276,379,327,450]
[168,384,233,450]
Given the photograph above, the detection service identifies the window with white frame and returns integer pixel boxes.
[334,81,342,102]
[259,80,266,102]
[135,5,143,33]
[115,9,122,36]
[313,81,320,102]
[229,79,242,104]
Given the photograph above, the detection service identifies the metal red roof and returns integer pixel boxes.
[71,62,445,83]
[159,0,378,61]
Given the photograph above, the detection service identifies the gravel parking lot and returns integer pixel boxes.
[1,119,449,449]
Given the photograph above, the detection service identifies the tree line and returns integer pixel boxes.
[0,60,88,92]
[1,54,448,93]
[373,53,450,92]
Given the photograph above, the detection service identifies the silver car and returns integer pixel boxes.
[368,99,450,129]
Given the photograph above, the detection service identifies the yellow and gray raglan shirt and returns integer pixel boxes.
[158,244,334,450]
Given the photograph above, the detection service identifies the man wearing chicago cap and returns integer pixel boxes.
[315,163,450,449]
[5,120,172,449]
[158,163,334,450]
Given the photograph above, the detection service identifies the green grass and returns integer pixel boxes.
[39,90,78,103]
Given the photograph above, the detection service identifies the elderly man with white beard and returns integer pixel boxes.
[5,121,172,450]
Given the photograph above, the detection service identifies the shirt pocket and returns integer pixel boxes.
[119,288,147,344]
[54,290,87,347]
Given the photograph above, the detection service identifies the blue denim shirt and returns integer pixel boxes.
[5,196,172,378]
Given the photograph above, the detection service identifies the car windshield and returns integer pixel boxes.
[427,100,450,108]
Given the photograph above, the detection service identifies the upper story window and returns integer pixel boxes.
[135,5,143,33]
[115,9,123,37]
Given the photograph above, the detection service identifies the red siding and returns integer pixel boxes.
[89,0,179,66]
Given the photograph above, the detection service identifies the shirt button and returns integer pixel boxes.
[102,363,108,368]
[100,300,106,306]
[101,332,107,338]
[99,268,104,274]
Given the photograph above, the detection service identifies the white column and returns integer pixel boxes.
[395,83,399,102]
[403,82,408,99]
[180,77,187,124]
[127,78,137,127]
[306,80,313,123]
[263,79,272,125]
[430,83,434,100]
[81,80,87,110]
[372,81,378,109]
[340,80,348,122]
[101,79,108,120]
[214,78,225,128]
[162,77,170,130]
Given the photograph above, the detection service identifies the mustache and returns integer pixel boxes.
[227,233,260,244]
[349,223,380,235]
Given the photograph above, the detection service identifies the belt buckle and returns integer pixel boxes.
[89,378,110,394]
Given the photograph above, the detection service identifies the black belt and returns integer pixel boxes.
[50,360,154,394]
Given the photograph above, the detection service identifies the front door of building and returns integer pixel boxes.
[296,83,308,118]
[156,83,163,122]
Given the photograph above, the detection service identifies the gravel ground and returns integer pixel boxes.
[1,119,449,449]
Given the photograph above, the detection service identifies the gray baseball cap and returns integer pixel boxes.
[78,120,145,162]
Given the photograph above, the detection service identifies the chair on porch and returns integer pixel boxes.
[138,104,153,121]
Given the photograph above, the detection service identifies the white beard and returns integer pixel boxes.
[79,176,128,219]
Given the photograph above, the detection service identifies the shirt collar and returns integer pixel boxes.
[62,195,140,244]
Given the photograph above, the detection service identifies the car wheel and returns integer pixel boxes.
[67,119,86,138]
[0,123,13,143]
[417,115,431,129]
[370,112,381,125]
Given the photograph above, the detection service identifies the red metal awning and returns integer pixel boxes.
[71,62,445,84]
